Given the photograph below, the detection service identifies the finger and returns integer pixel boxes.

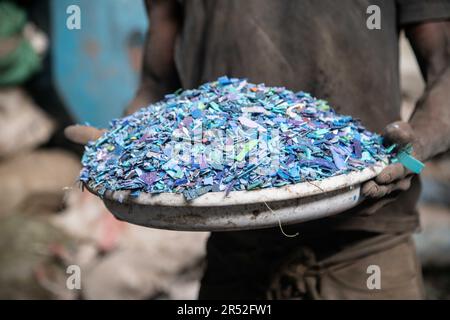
[384,121,414,146]
[64,125,106,145]
[361,180,380,197]
[375,163,406,184]
[363,175,413,199]
[375,176,414,198]
[371,184,391,198]
[362,180,395,198]
[394,175,413,192]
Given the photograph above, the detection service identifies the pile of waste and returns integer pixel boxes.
[80,77,389,200]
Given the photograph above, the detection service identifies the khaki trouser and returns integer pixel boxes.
[198,231,424,300]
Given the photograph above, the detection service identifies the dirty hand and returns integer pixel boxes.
[64,89,154,145]
[361,121,420,199]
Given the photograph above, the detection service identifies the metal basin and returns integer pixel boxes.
[89,161,386,232]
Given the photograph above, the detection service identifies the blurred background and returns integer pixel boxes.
[0,0,449,299]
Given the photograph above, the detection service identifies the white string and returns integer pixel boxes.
[263,201,299,238]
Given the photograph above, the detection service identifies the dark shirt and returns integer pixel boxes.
[174,0,450,233]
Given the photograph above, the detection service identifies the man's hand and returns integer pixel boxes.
[361,20,450,211]
[64,91,151,144]
[65,82,162,145]
[64,125,105,145]
[361,121,418,198]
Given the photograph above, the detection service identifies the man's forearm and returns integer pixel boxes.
[409,68,450,160]
[128,0,181,114]
[405,21,450,161]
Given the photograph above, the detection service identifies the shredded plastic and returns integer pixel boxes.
[80,77,391,200]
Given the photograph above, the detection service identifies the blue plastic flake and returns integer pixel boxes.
[191,109,202,119]
[395,144,425,174]
[80,77,391,201]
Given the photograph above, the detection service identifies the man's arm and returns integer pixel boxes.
[406,21,450,160]
[64,2,182,213]
[362,20,450,199]
[65,0,182,144]
[126,0,182,115]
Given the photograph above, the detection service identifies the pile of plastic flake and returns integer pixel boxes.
[80,76,390,200]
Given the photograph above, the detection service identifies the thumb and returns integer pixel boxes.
[64,125,106,145]
[384,121,414,146]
